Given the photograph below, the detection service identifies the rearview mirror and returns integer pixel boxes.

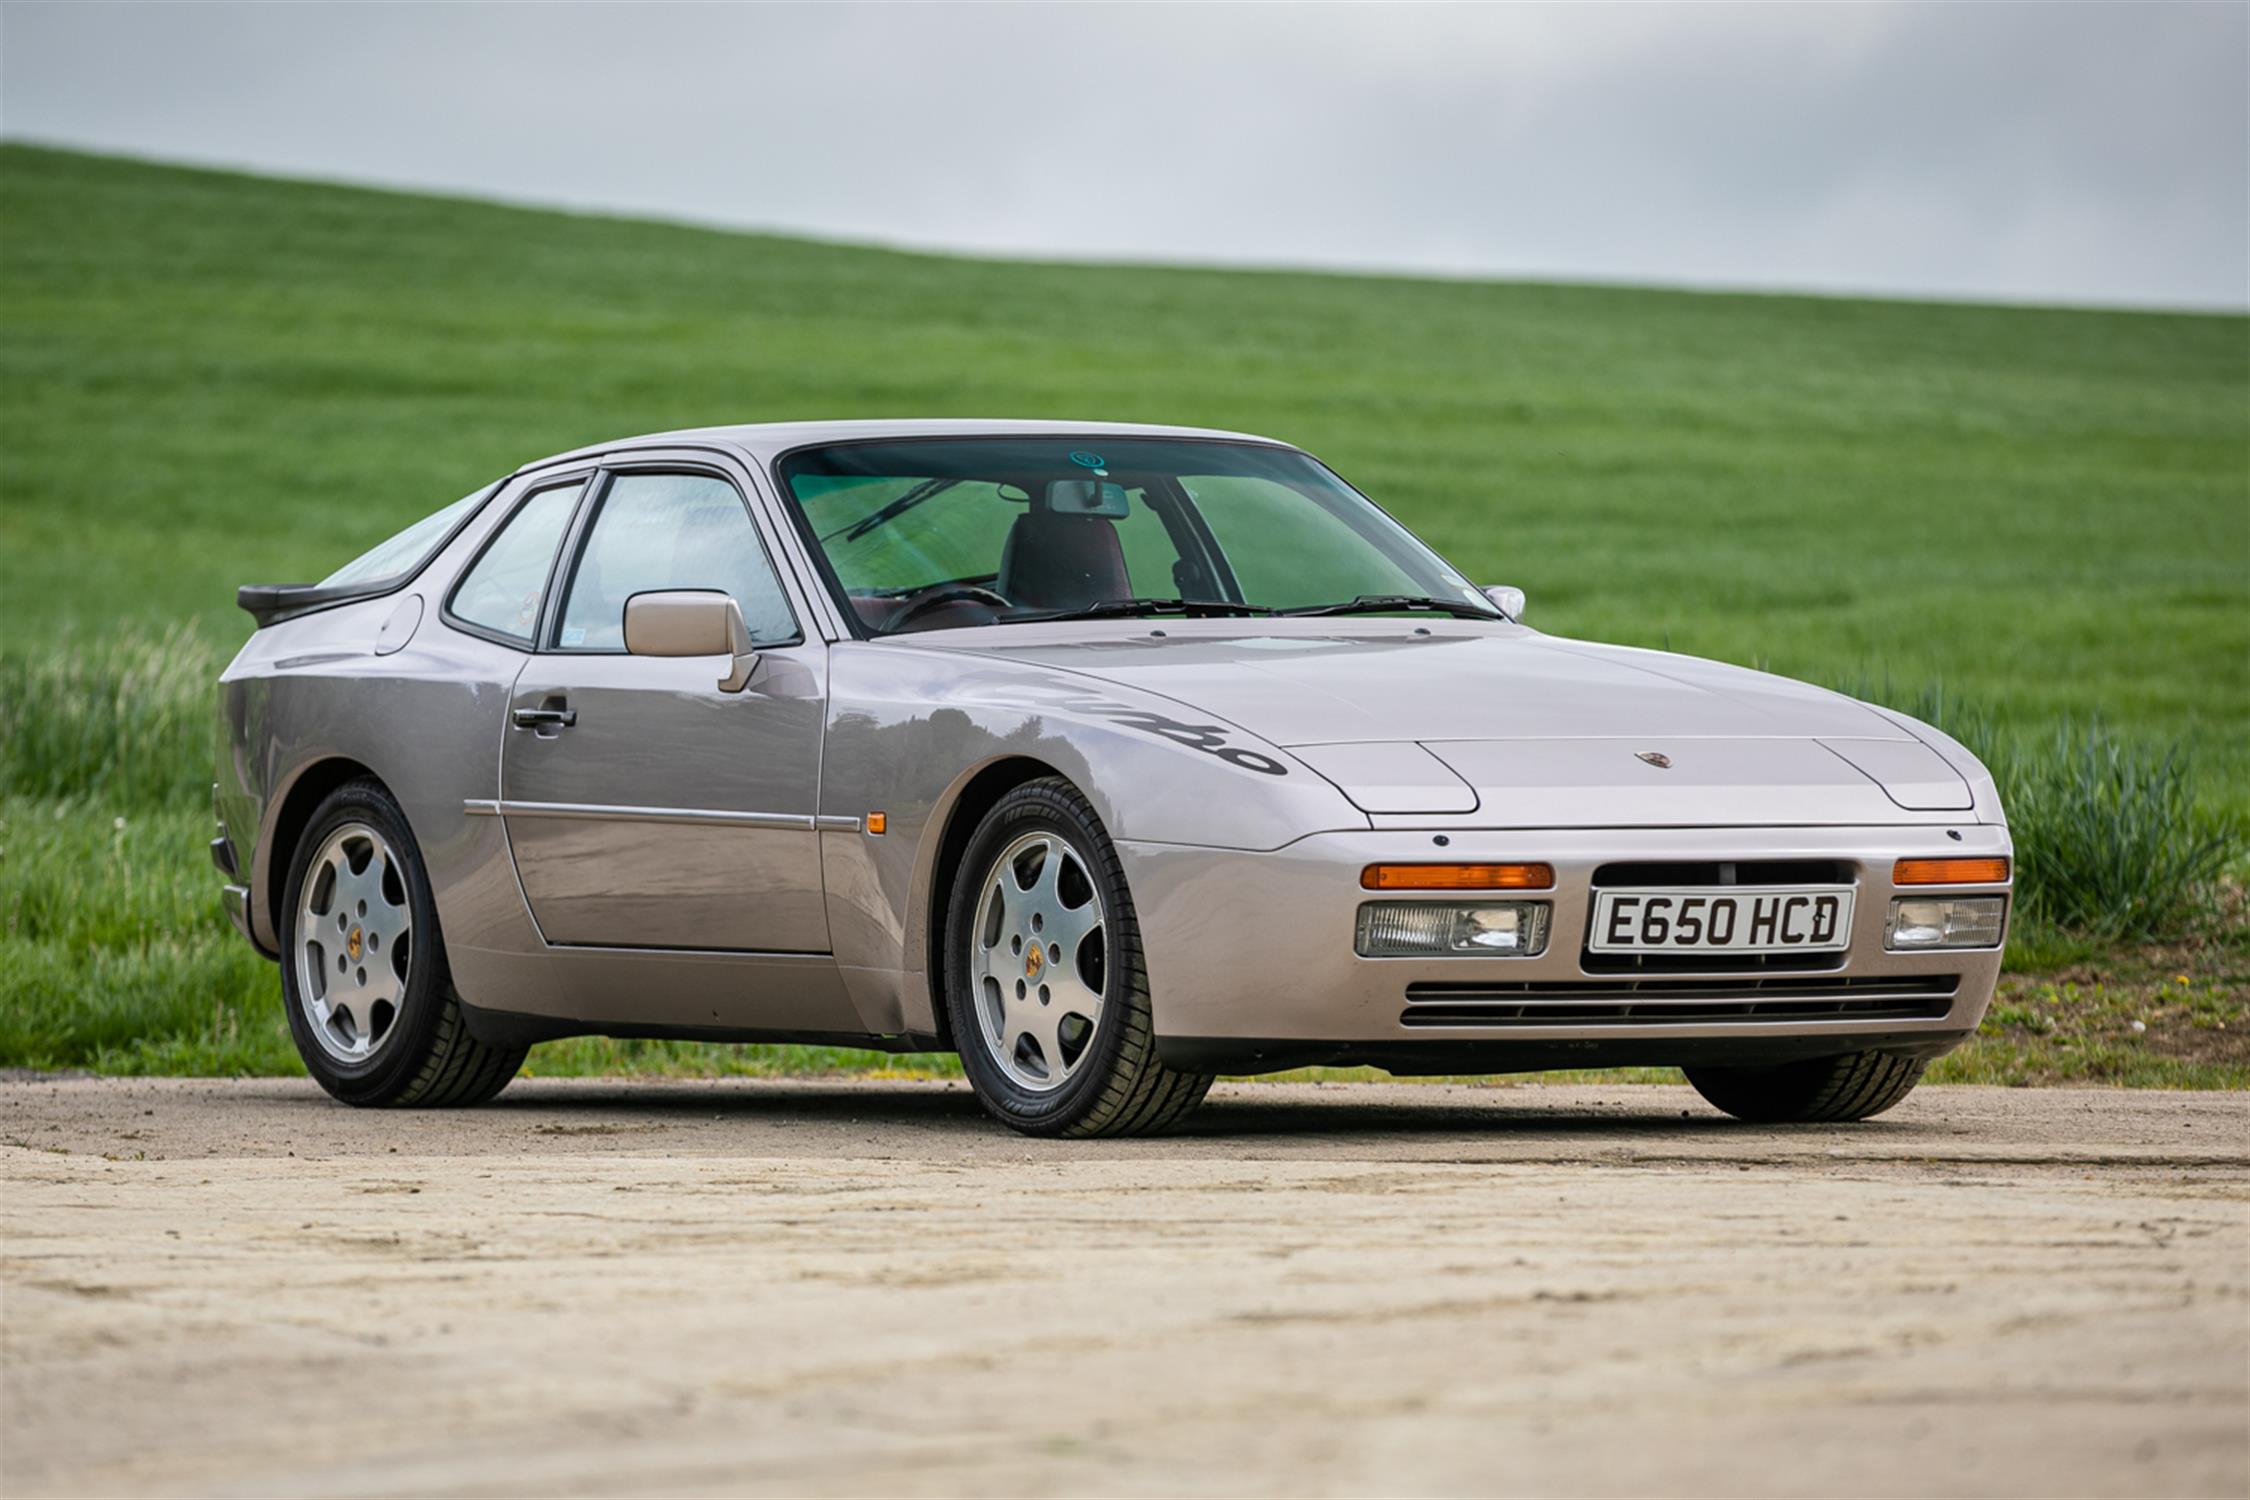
[1482,584,1526,621]
[623,590,758,693]
[1044,479,1131,518]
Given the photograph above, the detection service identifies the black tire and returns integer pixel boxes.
[278,778,525,1107]
[943,777,1213,1137]
[1685,1050,1927,1123]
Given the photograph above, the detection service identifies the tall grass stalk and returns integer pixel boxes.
[1998,721,2239,938]
[1,628,220,809]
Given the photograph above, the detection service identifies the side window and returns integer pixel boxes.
[448,480,585,644]
[556,472,797,650]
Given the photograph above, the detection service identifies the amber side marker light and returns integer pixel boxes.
[1893,856,2009,886]
[865,812,887,836]
[1362,862,1555,891]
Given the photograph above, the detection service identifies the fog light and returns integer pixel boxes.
[1885,896,2006,950]
[1356,901,1551,957]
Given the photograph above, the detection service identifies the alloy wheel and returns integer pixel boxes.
[969,831,1108,1092]
[294,821,413,1064]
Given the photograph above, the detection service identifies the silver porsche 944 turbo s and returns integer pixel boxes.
[214,420,2011,1136]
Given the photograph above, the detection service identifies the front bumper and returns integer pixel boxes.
[1119,823,2008,1073]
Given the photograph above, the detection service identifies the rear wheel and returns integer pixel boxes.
[1685,1050,1927,1123]
[944,778,1212,1137]
[280,778,525,1107]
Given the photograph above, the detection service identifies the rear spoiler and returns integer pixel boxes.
[236,581,395,629]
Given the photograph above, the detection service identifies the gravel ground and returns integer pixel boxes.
[3,1077,2244,1498]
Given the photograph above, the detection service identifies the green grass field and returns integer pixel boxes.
[2,144,2244,1085]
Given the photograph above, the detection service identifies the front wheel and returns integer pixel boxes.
[1685,1050,1927,1123]
[943,778,1212,1137]
[279,778,526,1107]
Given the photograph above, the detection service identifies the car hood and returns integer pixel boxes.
[919,625,1975,824]
[929,626,1891,743]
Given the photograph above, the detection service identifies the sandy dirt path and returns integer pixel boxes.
[3,1077,2244,1498]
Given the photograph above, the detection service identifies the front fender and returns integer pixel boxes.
[816,643,1368,1033]
[1867,706,2008,826]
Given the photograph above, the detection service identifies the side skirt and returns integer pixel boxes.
[459,1000,943,1055]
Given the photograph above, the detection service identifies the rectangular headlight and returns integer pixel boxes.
[1356,901,1551,958]
[1885,896,2006,950]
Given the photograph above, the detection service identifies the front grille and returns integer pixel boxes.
[1399,974,1959,1028]
[1581,860,1861,974]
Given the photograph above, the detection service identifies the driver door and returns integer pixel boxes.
[500,464,830,953]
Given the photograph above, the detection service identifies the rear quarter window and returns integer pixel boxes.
[447,481,585,644]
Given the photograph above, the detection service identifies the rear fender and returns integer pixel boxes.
[217,605,542,992]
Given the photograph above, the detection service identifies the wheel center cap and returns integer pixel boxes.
[347,927,364,962]
[1024,943,1044,979]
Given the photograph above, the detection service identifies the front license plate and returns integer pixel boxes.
[1588,887,1855,954]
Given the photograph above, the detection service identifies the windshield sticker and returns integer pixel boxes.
[1067,450,1107,475]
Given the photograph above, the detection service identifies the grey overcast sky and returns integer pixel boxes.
[3,2,2244,309]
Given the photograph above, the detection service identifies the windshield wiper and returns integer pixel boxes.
[826,478,961,544]
[1016,597,1276,623]
[1280,593,1501,620]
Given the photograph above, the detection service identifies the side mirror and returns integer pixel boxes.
[1482,584,1526,621]
[623,590,759,693]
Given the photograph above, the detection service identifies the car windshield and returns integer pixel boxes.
[778,437,1497,634]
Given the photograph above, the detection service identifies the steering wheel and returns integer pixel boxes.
[887,583,1011,630]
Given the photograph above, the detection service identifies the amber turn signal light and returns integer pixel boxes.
[1893,856,2008,886]
[1361,862,1554,891]
[865,811,887,836]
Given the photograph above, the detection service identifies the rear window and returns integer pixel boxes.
[319,485,493,589]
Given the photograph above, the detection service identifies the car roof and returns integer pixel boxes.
[515,418,1292,476]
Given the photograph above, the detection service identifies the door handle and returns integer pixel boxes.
[511,706,577,730]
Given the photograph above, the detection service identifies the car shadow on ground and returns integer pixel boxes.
[472,1078,1820,1143]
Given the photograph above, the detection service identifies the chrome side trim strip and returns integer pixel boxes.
[814,814,864,833]
[536,942,839,959]
[463,799,502,817]
[480,799,816,831]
